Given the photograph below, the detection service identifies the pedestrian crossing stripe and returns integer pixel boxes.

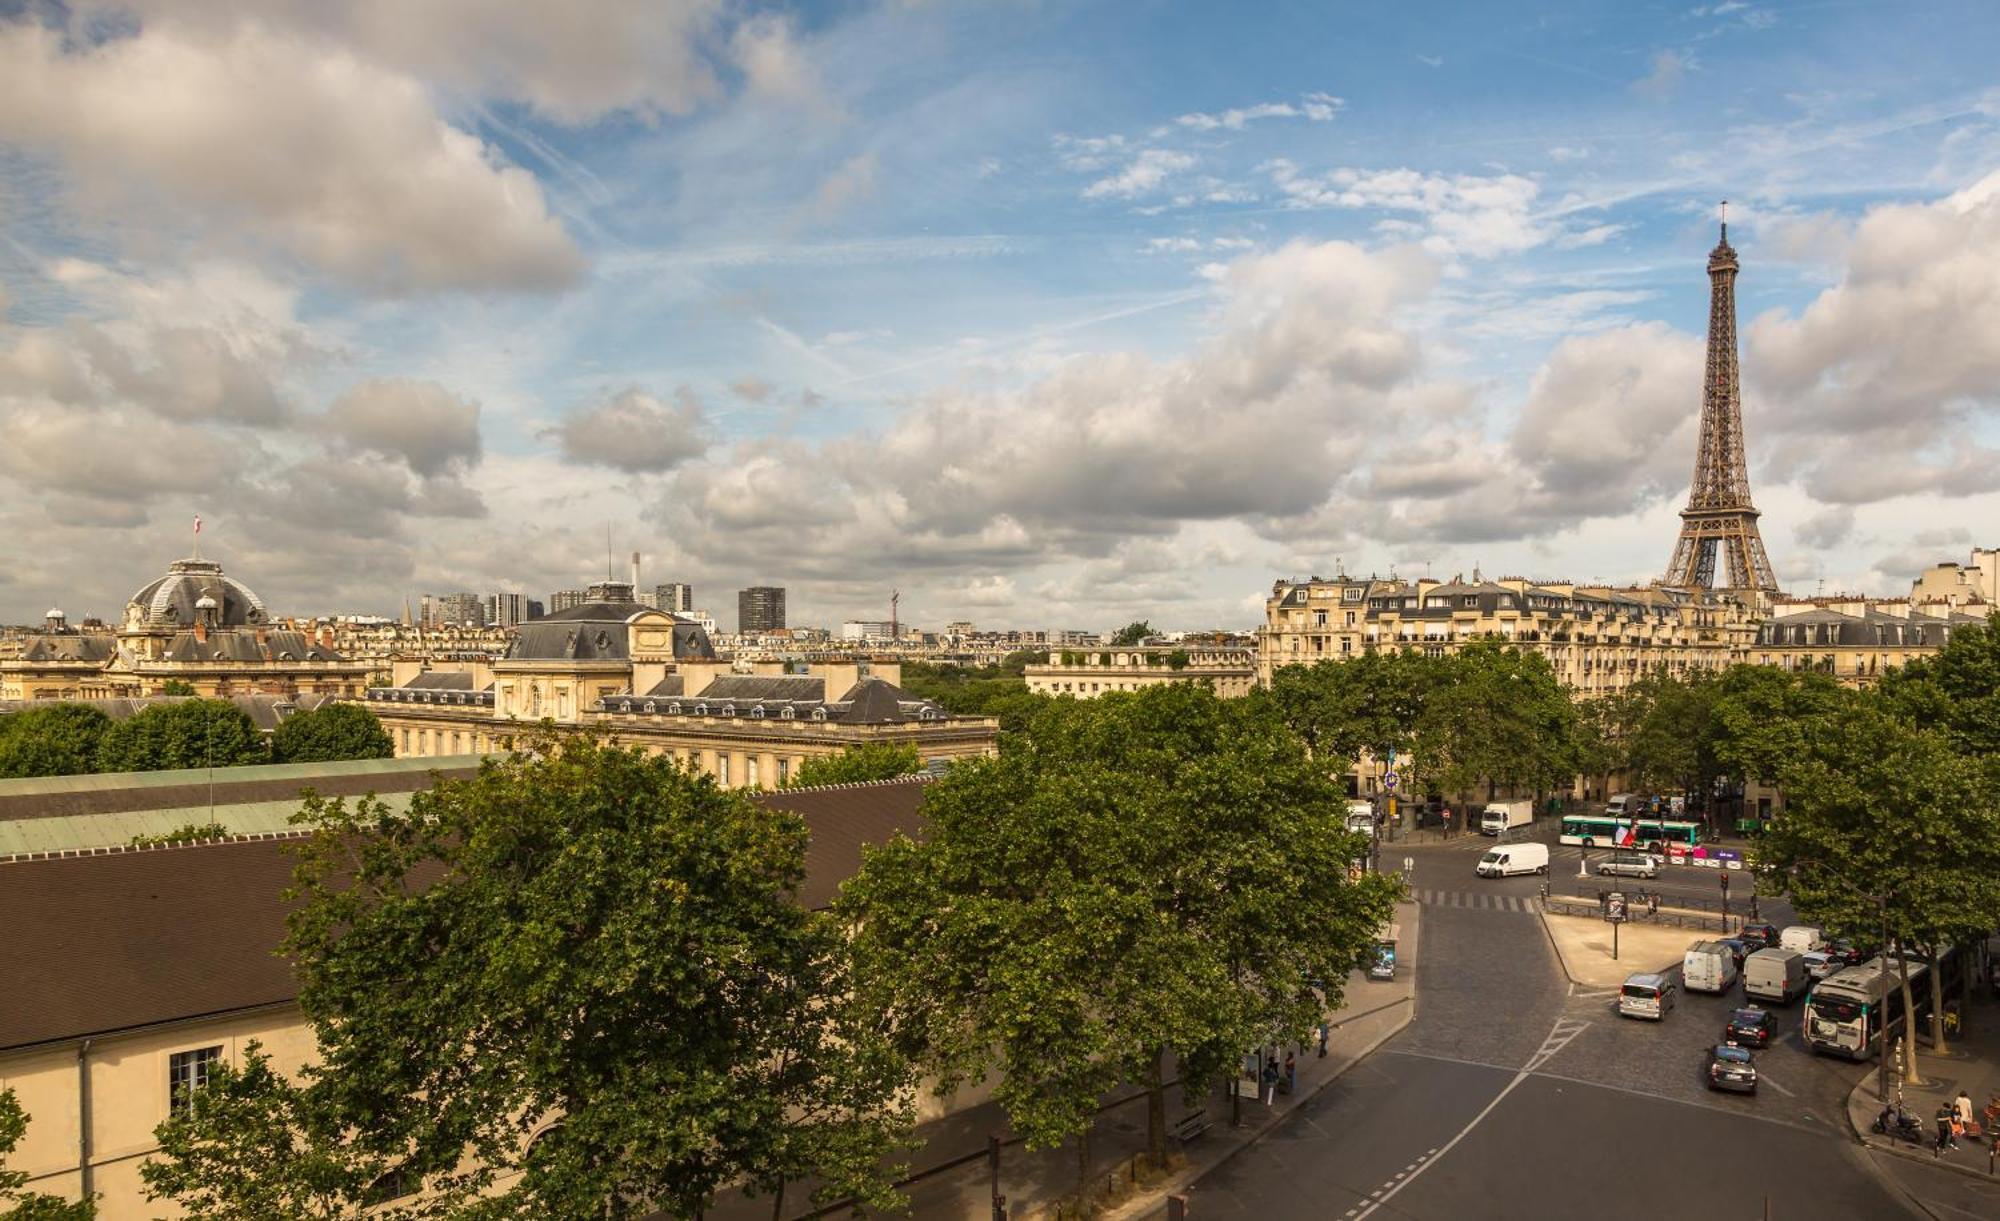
[1412,888,1536,912]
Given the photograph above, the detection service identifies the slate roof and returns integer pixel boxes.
[505,613,717,664]
[127,558,268,628]
[0,775,933,1048]
[404,671,478,691]
[18,635,118,664]
[160,628,344,664]
[698,676,828,702]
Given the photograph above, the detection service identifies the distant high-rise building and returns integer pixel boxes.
[526,599,546,620]
[655,583,694,615]
[841,620,895,641]
[436,593,483,626]
[482,592,528,627]
[738,586,787,633]
[549,588,589,614]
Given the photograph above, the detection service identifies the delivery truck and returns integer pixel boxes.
[1479,800,1534,835]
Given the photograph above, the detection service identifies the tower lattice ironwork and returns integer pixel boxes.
[1663,210,1778,592]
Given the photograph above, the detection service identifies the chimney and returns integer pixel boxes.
[193,619,208,644]
[631,550,641,592]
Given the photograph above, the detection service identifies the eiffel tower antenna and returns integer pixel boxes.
[1663,203,1778,592]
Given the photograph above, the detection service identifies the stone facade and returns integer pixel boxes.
[1024,644,1257,699]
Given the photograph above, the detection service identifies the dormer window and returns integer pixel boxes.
[644,701,657,713]
[779,707,795,720]
[694,703,708,716]
[1463,596,1478,608]
[721,703,736,717]
[810,708,827,721]
[750,705,765,719]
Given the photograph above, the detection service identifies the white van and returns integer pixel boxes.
[1779,925,1824,954]
[1474,842,1549,878]
[1605,793,1636,817]
[1345,801,1376,835]
[1683,940,1739,994]
[1742,947,1808,1004]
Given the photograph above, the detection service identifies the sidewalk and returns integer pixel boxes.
[1845,985,2000,1187]
[711,899,1420,1220]
[1538,909,1691,989]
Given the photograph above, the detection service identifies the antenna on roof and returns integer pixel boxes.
[606,524,613,582]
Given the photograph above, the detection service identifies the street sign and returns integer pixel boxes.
[1383,773,1399,791]
[1605,891,1628,923]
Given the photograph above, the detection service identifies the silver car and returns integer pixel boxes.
[1596,851,1660,879]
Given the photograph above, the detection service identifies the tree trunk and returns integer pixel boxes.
[1926,942,1949,1054]
[1895,943,1921,1084]
[1145,1046,1168,1167]
[771,1180,786,1221]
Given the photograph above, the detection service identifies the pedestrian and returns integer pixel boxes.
[1260,1055,1279,1106]
[1317,1021,1330,1058]
[1936,1100,1958,1153]
[1957,1089,1976,1133]
[1284,1050,1297,1095]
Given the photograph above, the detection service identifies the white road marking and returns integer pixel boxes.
[1757,1070,1795,1098]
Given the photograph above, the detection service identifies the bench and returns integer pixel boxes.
[1172,1111,1214,1144]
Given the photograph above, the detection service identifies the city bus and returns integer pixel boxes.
[1558,815,1702,853]
[1806,956,1926,1060]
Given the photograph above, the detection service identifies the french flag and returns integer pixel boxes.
[1617,822,1637,847]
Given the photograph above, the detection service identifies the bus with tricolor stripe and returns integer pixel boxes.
[1558,814,1701,853]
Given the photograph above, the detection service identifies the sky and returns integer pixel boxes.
[1,1,1997,633]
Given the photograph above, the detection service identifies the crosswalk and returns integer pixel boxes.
[1410,887,1539,913]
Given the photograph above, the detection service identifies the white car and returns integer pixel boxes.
[1595,851,1660,879]
[1800,950,1841,982]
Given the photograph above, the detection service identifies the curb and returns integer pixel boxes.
[1535,905,1579,987]
[1100,903,1420,1221]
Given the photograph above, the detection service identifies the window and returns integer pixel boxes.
[1342,587,1362,602]
[1314,610,1327,627]
[1462,596,1478,608]
[717,755,730,785]
[777,758,790,784]
[169,1046,222,1115]
[747,758,760,788]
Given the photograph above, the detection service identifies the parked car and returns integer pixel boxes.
[1619,973,1677,1021]
[1725,1006,1776,1048]
[1801,950,1841,983]
[1707,1043,1758,1093]
[1596,851,1660,879]
[1738,923,1780,950]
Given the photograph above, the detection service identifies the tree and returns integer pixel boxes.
[269,704,394,764]
[143,735,913,1220]
[130,822,232,847]
[1707,665,1850,794]
[1259,650,1435,772]
[1166,648,1190,671]
[1,1088,95,1219]
[1754,700,2000,1058]
[97,700,267,773]
[1879,612,2000,759]
[786,743,925,788]
[158,680,197,696]
[1109,621,1155,647]
[1413,643,1577,801]
[0,704,115,778]
[142,1045,393,1221]
[839,684,1398,1182]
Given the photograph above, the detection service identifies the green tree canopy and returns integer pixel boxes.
[1707,665,1850,790]
[269,704,395,764]
[1259,650,1435,768]
[1878,611,2000,759]
[1108,621,1156,647]
[97,700,267,773]
[1412,642,1577,799]
[838,684,1399,1175]
[158,679,197,696]
[143,734,912,1220]
[0,703,115,778]
[2,1088,95,1219]
[786,742,925,788]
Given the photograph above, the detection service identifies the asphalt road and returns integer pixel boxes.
[1150,835,1941,1221]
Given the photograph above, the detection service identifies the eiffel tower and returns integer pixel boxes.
[1663,206,1778,592]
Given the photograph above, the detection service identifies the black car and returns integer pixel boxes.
[1827,939,1869,966]
[1707,1043,1758,1093]
[1725,1007,1776,1049]
[1738,923,1779,950]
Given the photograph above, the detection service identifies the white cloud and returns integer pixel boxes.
[1083,149,1198,200]
[0,17,583,294]
[1632,49,1689,100]
[322,379,482,476]
[730,13,833,112]
[557,388,710,473]
[92,0,727,125]
[1265,161,1552,257]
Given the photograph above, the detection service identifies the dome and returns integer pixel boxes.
[126,558,268,630]
[44,607,63,619]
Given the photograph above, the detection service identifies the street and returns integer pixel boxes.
[1148,832,1949,1221]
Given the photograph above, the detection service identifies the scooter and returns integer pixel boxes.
[1872,1105,1925,1144]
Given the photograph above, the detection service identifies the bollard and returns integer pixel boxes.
[1167,1195,1188,1221]
[993,1196,1007,1221]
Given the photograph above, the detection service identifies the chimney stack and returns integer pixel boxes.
[631,550,641,592]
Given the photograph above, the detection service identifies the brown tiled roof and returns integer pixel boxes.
[0,837,304,1051]
[757,775,931,910]
[0,775,934,1048]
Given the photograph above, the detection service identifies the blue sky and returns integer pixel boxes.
[1,0,1996,630]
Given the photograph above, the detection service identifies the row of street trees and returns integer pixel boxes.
[1752,613,2000,1060]
[1261,641,1580,806]
[128,682,1396,1219]
[0,700,394,779]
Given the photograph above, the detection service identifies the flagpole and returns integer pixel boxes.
[192,515,202,561]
